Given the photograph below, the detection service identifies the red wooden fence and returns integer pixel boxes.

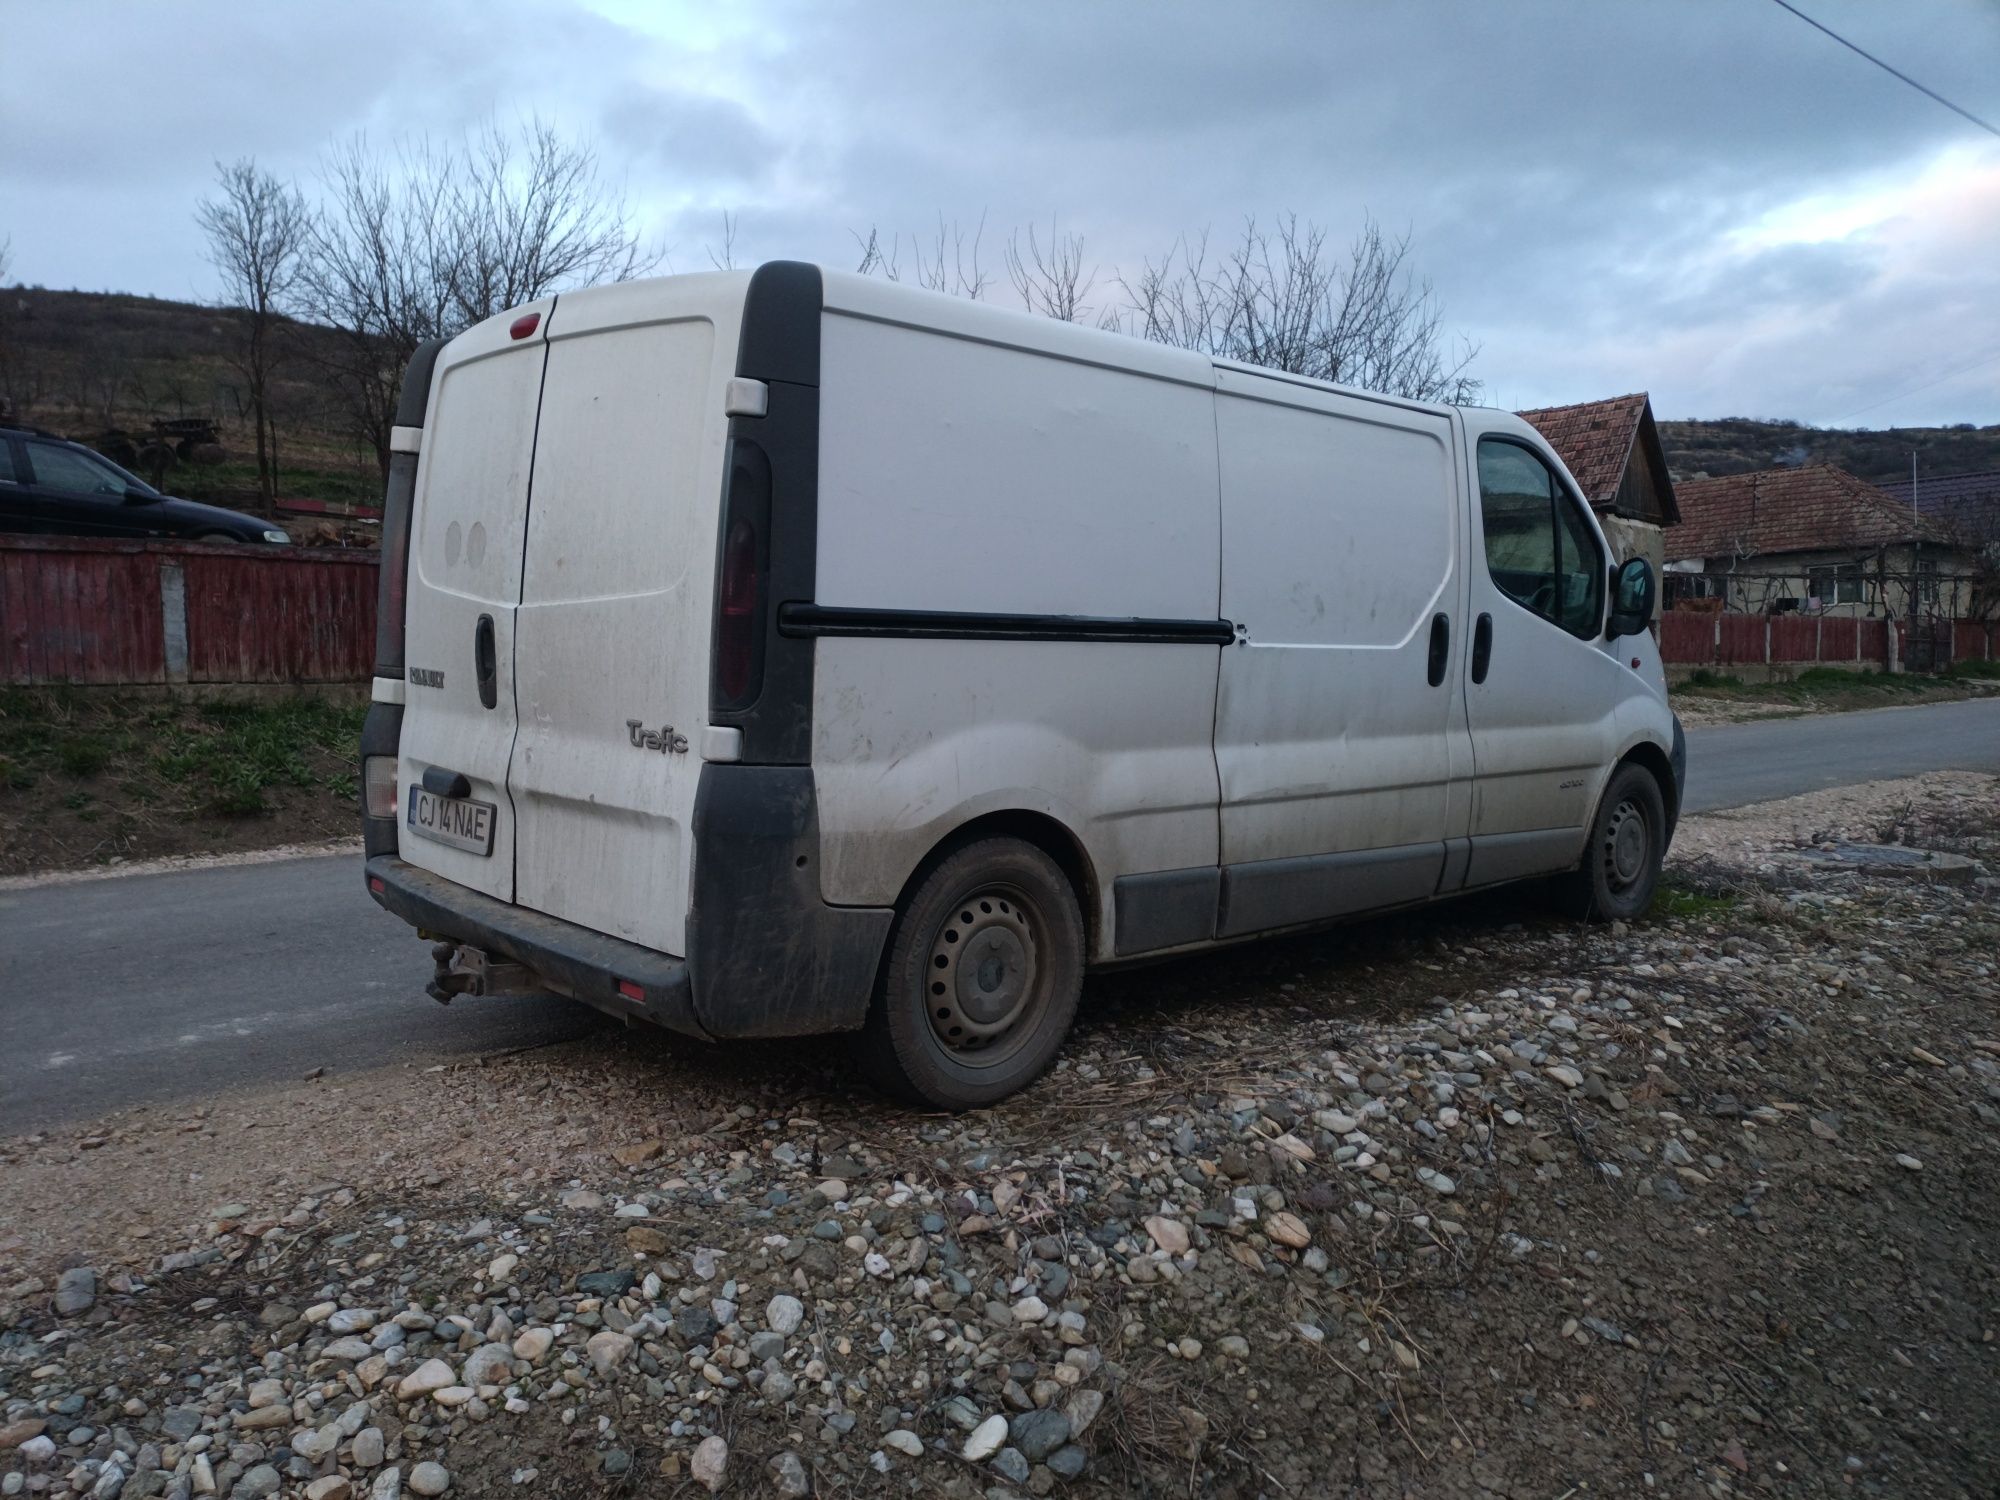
[1660,609,1992,669]
[0,537,378,687]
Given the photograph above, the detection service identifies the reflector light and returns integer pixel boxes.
[509,312,541,340]
[368,877,385,894]
[716,516,758,702]
[618,980,645,1002]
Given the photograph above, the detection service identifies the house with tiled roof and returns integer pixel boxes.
[1518,392,1678,573]
[1876,468,2000,548]
[1665,463,1981,618]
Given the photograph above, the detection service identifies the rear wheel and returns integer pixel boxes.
[856,837,1084,1110]
[1558,763,1666,921]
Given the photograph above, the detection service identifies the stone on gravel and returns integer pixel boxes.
[1267,1211,1311,1247]
[306,1479,353,1500]
[18,1436,56,1464]
[963,1413,1009,1461]
[691,1435,729,1492]
[408,1461,452,1496]
[766,1293,805,1334]
[397,1358,457,1398]
[1064,1388,1105,1437]
[323,1336,375,1361]
[351,1428,385,1468]
[54,1266,96,1315]
[884,1429,924,1456]
[1144,1215,1190,1254]
[461,1342,514,1386]
[587,1329,634,1373]
[512,1327,554,1363]
[0,1420,45,1450]
[1009,1408,1072,1462]
[769,1451,810,1497]
[369,1470,401,1500]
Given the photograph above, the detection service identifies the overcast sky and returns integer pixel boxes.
[5,0,1997,425]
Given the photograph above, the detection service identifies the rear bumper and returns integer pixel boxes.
[364,855,707,1039]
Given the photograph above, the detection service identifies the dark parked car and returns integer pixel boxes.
[0,426,289,543]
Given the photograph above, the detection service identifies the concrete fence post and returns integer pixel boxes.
[159,560,188,685]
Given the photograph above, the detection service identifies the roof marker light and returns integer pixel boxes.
[509,312,541,340]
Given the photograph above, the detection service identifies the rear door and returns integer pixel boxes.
[395,301,554,902]
[506,284,735,958]
[1211,371,1474,935]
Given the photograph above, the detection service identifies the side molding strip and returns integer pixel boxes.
[779,604,1235,645]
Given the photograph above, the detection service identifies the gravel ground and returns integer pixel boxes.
[3,775,1996,1500]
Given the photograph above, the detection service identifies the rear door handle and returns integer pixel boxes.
[474,614,497,710]
[1472,612,1493,684]
[1427,612,1449,687]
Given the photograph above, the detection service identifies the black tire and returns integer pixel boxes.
[855,837,1084,1111]
[1558,763,1667,921]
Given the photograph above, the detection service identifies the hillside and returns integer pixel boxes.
[1656,416,2000,486]
[5,288,1997,504]
[0,287,378,512]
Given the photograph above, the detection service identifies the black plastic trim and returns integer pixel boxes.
[714,262,823,764]
[1113,866,1220,955]
[1668,716,1687,834]
[373,336,448,679]
[1218,842,1445,939]
[421,766,471,798]
[779,604,1236,645]
[365,855,706,1039]
[687,763,895,1037]
[359,701,403,859]
[1462,827,1584,889]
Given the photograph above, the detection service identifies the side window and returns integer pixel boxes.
[0,443,17,484]
[1477,438,1602,638]
[26,442,126,497]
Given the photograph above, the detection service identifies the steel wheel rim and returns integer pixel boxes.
[1603,797,1650,892]
[925,883,1047,1066]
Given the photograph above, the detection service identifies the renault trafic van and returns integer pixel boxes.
[361,262,1684,1109]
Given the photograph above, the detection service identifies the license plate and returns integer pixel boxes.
[406,785,496,856]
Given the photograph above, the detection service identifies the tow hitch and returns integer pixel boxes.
[425,941,539,1004]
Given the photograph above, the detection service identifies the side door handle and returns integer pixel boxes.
[1472,612,1493,684]
[1427,612,1449,687]
[474,614,498,710]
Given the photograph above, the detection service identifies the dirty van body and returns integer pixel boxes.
[361,262,1684,1110]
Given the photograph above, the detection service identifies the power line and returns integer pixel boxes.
[1766,0,2000,140]
[1833,349,2000,423]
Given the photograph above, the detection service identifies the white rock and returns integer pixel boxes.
[368,1469,401,1500]
[863,1251,892,1278]
[18,1436,56,1463]
[766,1294,805,1335]
[692,1435,729,1492]
[1895,1153,1923,1171]
[884,1429,923,1456]
[303,1302,338,1324]
[408,1461,451,1496]
[1144,1215,1190,1254]
[512,1327,554,1363]
[293,1424,340,1461]
[487,1254,519,1282]
[1416,1167,1456,1195]
[962,1413,1009,1461]
[351,1428,385,1468]
[586,1330,633,1374]
[395,1359,456,1399]
[327,1308,378,1334]
[1012,1295,1049,1322]
[1546,1065,1584,1089]
[461,1343,514,1387]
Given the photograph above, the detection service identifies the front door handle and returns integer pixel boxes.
[1472,612,1493,684]
[474,614,497,710]
[1427,612,1449,687]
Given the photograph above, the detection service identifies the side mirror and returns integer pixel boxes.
[1606,556,1656,639]
[122,486,157,506]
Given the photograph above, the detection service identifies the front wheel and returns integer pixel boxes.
[855,837,1084,1110]
[1557,763,1666,921]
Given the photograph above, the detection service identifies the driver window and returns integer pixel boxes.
[27,442,126,497]
[1477,438,1603,639]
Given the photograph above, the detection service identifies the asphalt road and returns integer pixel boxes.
[4,696,1996,1133]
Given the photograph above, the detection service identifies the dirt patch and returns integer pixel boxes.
[1671,662,2000,724]
[0,689,365,875]
[3,777,1997,1498]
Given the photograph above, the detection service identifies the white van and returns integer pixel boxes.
[361,262,1684,1109]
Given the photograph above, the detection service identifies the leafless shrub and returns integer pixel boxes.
[1005,217,1101,324]
[853,216,992,300]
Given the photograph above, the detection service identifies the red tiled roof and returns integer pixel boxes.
[1518,392,1678,525]
[1668,464,1956,560]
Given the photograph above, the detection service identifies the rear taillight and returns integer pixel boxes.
[716,515,759,703]
[363,756,399,820]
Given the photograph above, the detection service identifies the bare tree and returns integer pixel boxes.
[294,120,659,480]
[1118,214,1480,402]
[854,216,992,300]
[196,160,309,510]
[1005,218,1101,324]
